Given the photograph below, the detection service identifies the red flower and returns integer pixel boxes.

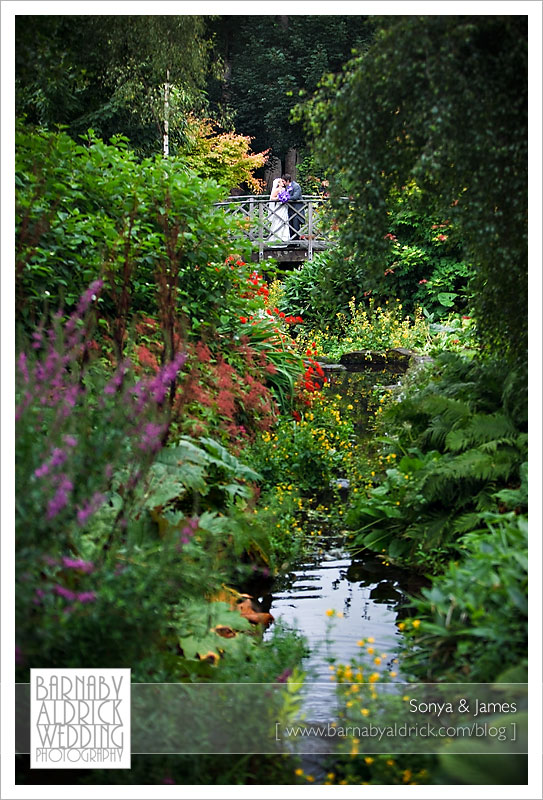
[462,316,471,320]
[266,308,273,316]
[136,345,159,372]
[279,312,285,318]
[239,316,248,324]
[292,411,302,422]
[418,279,428,285]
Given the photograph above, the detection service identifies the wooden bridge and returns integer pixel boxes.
[215,195,335,263]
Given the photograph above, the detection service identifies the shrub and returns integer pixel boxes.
[346,354,527,569]
[15,123,251,331]
[298,296,431,360]
[400,513,528,682]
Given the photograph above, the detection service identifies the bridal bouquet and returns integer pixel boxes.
[278,185,291,203]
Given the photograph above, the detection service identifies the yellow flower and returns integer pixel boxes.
[366,647,375,654]
[373,657,382,665]
[367,636,375,643]
[412,619,421,628]
[390,671,398,678]
[306,775,315,782]
[364,757,374,765]
[326,773,335,780]
[402,695,410,701]
[386,759,395,766]
[326,609,335,617]
[294,768,304,776]
[357,639,365,647]
[361,708,370,716]
[369,672,380,683]
[398,622,406,630]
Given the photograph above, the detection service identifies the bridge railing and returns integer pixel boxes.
[214,195,332,261]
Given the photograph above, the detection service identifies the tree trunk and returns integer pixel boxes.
[264,156,282,192]
[284,147,298,179]
[163,68,170,157]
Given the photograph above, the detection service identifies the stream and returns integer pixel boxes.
[258,359,423,769]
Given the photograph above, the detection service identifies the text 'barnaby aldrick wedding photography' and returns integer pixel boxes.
[30,669,131,769]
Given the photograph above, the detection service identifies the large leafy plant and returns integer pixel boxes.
[400,513,528,682]
[15,123,251,333]
[347,354,527,568]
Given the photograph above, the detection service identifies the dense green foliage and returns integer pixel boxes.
[347,353,527,570]
[302,16,527,360]
[401,513,527,682]
[16,15,211,155]
[207,15,372,162]
[15,124,251,334]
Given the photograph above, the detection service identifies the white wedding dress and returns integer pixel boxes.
[268,179,290,242]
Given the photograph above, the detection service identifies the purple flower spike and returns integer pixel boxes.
[46,476,73,520]
[76,279,104,316]
[53,585,77,601]
[34,462,50,479]
[76,492,105,526]
[17,352,29,383]
[76,591,97,604]
[62,557,95,573]
[137,422,167,453]
[50,448,67,468]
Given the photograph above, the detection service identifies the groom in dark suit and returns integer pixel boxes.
[282,174,304,240]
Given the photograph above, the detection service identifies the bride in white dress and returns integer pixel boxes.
[268,177,290,243]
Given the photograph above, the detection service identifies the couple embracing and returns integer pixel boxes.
[269,173,304,243]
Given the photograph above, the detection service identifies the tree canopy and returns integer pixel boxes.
[302,15,528,361]
[206,15,373,162]
[16,15,212,154]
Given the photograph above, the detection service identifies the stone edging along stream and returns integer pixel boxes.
[316,347,433,371]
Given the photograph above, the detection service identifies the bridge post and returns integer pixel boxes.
[258,201,264,262]
[307,201,314,261]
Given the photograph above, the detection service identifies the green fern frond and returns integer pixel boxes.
[421,447,522,502]
[453,512,486,534]
[445,413,517,452]
[405,509,453,549]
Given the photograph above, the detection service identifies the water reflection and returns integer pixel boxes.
[262,545,416,722]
